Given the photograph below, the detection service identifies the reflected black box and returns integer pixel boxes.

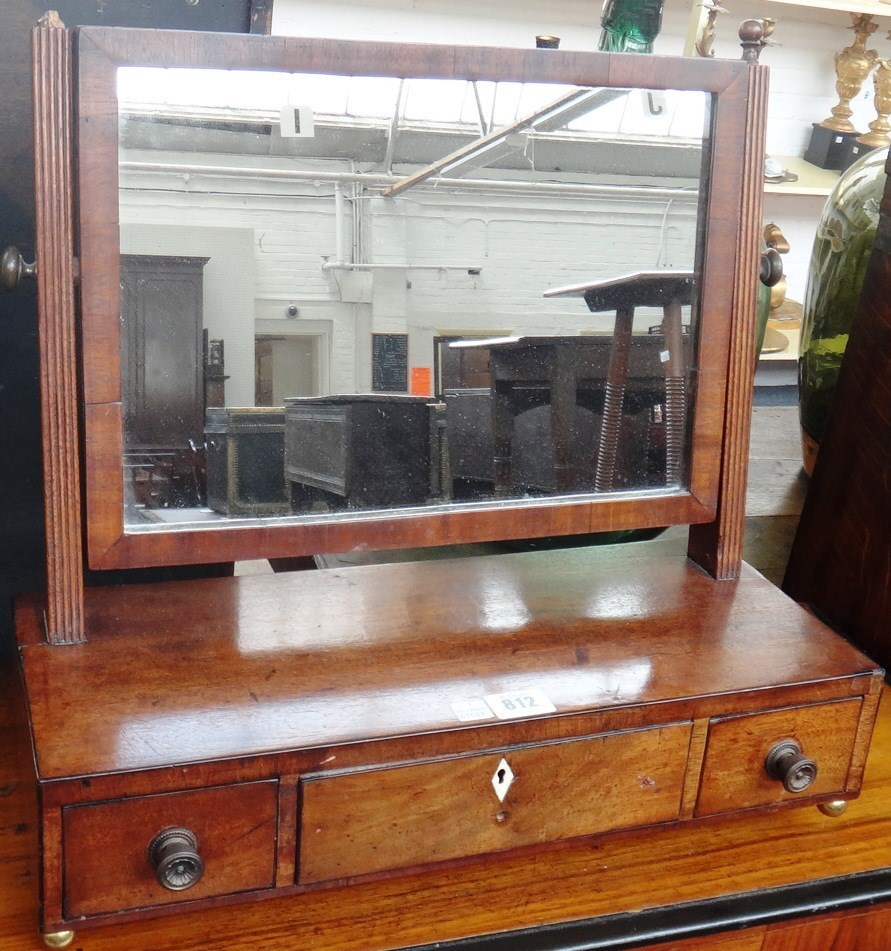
[804,124,860,170]
[838,137,876,172]
[284,395,449,512]
[205,407,289,517]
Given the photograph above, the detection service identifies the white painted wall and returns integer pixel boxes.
[272,0,884,301]
[120,153,698,397]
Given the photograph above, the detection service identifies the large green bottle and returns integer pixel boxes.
[798,146,887,474]
[598,0,665,53]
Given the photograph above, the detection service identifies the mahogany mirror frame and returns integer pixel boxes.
[72,26,765,571]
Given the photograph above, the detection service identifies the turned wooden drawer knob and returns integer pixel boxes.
[765,740,818,793]
[1,246,36,292]
[148,827,205,891]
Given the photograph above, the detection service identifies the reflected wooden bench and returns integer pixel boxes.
[451,271,694,497]
[544,269,694,491]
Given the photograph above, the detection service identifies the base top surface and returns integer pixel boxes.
[17,543,880,779]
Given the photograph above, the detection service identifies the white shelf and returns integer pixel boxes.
[764,156,841,196]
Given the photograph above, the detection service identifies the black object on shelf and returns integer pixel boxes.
[804,124,861,170]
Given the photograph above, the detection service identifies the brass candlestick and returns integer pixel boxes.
[821,14,878,133]
[695,0,727,58]
[859,58,891,148]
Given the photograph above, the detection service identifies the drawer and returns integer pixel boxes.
[63,781,278,918]
[695,699,862,817]
[298,722,691,884]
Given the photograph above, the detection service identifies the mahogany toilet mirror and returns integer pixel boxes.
[9,14,884,948]
[30,15,771,643]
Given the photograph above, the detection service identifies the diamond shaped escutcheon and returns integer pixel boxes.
[491,758,514,802]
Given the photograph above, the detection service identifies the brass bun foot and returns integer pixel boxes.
[818,799,849,817]
[43,932,75,948]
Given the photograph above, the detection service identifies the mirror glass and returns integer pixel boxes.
[116,66,710,531]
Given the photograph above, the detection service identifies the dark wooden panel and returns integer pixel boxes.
[120,255,206,450]
[298,723,690,884]
[63,781,278,917]
[784,151,891,674]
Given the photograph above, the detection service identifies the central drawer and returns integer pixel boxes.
[297,722,692,884]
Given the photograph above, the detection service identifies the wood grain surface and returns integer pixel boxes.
[695,699,863,815]
[63,781,278,917]
[71,27,758,570]
[298,723,691,884]
[16,545,879,781]
[688,63,769,581]
[32,17,85,643]
[2,661,889,950]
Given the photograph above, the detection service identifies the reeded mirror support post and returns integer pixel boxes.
[33,12,86,644]
[686,24,769,579]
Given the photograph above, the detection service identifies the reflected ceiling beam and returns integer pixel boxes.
[471,81,489,135]
[381,87,628,198]
[383,79,406,174]
[121,160,702,201]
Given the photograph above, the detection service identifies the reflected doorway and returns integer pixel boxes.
[255,334,322,405]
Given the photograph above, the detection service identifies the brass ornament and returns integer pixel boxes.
[821,14,878,134]
[859,58,891,148]
[818,799,849,817]
[43,933,75,949]
[695,0,728,58]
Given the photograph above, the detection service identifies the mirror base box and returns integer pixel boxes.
[16,546,883,934]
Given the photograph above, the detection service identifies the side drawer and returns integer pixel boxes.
[298,722,691,885]
[63,780,278,918]
[695,699,863,817]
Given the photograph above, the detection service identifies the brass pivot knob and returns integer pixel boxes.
[760,247,783,287]
[42,933,75,949]
[765,739,818,793]
[1,246,36,292]
[149,827,204,891]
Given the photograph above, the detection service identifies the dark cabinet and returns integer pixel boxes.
[284,395,449,512]
[120,254,209,507]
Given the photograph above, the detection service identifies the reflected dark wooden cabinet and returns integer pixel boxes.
[14,16,885,949]
[284,395,449,511]
[205,407,289,516]
[121,254,207,509]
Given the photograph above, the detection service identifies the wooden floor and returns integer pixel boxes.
[3,406,890,950]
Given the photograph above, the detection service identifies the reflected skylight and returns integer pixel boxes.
[117,67,707,141]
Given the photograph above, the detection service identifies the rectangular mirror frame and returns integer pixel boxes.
[76,27,759,570]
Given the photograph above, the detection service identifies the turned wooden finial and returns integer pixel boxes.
[739,19,765,63]
[37,10,65,28]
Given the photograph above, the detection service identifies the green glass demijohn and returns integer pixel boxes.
[598,0,665,53]
[798,146,887,475]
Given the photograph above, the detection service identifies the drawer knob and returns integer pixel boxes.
[764,740,818,793]
[149,827,205,891]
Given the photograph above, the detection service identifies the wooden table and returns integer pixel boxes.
[1,655,889,951]
[451,335,685,495]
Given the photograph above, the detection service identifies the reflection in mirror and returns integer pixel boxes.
[116,67,709,530]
